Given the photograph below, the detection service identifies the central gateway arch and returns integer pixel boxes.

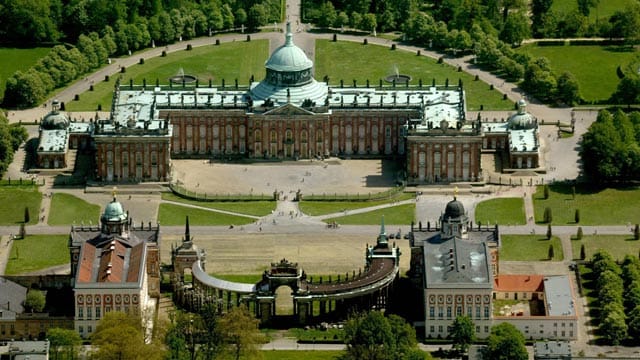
[171,219,401,325]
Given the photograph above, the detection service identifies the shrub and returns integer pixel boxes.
[577,227,583,240]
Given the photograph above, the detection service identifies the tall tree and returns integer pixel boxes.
[556,71,581,105]
[91,312,165,360]
[450,315,475,353]
[217,305,264,360]
[24,289,46,313]
[48,328,82,360]
[344,311,395,360]
[485,322,528,360]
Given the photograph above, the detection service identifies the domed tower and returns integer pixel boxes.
[507,99,536,130]
[250,22,327,104]
[100,191,129,235]
[41,100,70,130]
[440,195,469,239]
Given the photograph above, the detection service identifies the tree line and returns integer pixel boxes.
[0,112,28,178]
[0,0,282,45]
[1,0,282,108]
[589,250,640,345]
[580,109,640,182]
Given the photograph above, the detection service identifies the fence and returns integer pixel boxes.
[303,186,405,201]
[169,182,272,201]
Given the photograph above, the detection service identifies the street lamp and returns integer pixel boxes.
[188,318,195,360]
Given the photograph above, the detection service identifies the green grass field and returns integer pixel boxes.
[533,184,640,225]
[516,44,636,102]
[161,192,275,216]
[552,0,634,20]
[67,40,269,111]
[261,351,343,360]
[571,235,640,261]
[157,203,256,226]
[315,40,513,111]
[324,203,415,225]
[210,274,263,283]
[5,234,69,275]
[0,186,42,225]
[0,47,51,99]
[299,193,414,216]
[500,235,564,261]
[474,197,526,225]
[48,193,101,225]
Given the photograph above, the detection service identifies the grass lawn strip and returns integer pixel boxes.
[551,0,633,21]
[261,350,343,360]
[161,192,275,217]
[0,47,51,98]
[0,186,42,225]
[571,235,639,261]
[157,203,255,226]
[474,197,526,225]
[533,184,640,225]
[67,40,269,111]
[324,203,415,225]
[48,193,101,225]
[5,235,69,275]
[315,40,512,111]
[299,192,415,216]
[500,235,564,261]
[516,44,636,102]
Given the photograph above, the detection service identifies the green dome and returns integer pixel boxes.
[265,24,312,73]
[102,198,127,222]
[41,111,70,130]
[444,197,465,219]
[508,99,536,130]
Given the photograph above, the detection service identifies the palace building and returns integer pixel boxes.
[410,198,577,340]
[37,23,540,183]
[68,194,161,338]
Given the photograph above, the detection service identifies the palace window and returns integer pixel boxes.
[78,307,83,319]
[429,307,435,318]
[475,306,480,319]
[438,306,443,318]
[96,306,101,319]
[270,130,277,143]
[456,306,462,316]
[87,307,92,319]
[484,306,490,318]
[467,307,472,317]
[446,307,452,319]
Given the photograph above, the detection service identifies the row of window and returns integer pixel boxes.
[77,305,131,320]
[428,305,490,320]
[429,325,490,334]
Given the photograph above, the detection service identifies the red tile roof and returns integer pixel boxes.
[494,274,544,292]
[76,236,145,285]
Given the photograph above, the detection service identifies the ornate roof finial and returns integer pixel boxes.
[454,186,458,200]
[112,186,118,201]
[184,215,191,242]
[285,22,293,46]
[377,216,388,245]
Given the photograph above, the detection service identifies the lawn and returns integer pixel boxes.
[474,197,526,225]
[210,273,263,284]
[288,328,344,342]
[315,40,513,111]
[533,184,640,225]
[0,186,42,225]
[299,193,415,216]
[261,351,343,360]
[157,203,256,226]
[48,193,101,225]
[500,235,564,261]
[571,235,639,261]
[324,203,415,225]
[67,40,269,111]
[5,235,69,275]
[161,192,275,217]
[516,44,637,102]
[552,0,634,20]
[0,47,51,99]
